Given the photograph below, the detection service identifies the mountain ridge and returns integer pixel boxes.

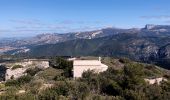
[2,24,170,69]
[16,32,170,69]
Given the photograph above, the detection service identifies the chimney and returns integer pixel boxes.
[99,57,101,62]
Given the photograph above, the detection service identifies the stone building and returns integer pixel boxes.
[73,57,108,78]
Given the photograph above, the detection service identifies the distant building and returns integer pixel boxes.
[144,77,167,85]
[73,57,108,78]
[67,57,77,61]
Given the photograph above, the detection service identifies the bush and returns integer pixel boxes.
[37,67,63,81]
[75,82,90,99]
[25,67,42,76]
[38,88,59,100]
[49,57,73,77]
[144,65,163,77]
[55,83,69,96]
[102,81,122,96]
[5,75,32,87]
[17,75,32,85]
[122,63,145,89]
[0,86,18,99]
[0,83,5,89]
[16,93,35,100]
[92,95,123,100]
[119,58,131,64]
[123,89,146,100]
[27,79,43,94]
[5,80,19,87]
[49,57,72,69]
[53,75,65,81]
[11,65,23,70]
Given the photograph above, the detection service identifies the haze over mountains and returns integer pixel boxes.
[0,24,169,46]
[1,24,170,69]
[0,27,139,47]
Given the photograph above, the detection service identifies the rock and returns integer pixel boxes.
[4,59,50,81]
[158,44,170,59]
[5,68,27,80]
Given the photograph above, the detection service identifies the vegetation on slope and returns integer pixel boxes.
[11,65,23,70]
[0,57,170,100]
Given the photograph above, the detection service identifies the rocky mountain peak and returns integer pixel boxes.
[145,24,156,30]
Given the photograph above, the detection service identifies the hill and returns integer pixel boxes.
[18,33,170,69]
[0,57,170,99]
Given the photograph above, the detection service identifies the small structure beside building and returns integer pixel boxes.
[73,57,108,78]
[144,77,167,85]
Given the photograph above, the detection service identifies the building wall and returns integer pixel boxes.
[73,60,108,78]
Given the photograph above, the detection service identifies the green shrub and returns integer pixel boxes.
[37,67,63,81]
[17,75,32,85]
[5,75,32,87]
[37,81,69,98]
[102,81,122,96]
[123,89,147,100]
[69,82,90,99]
[122,63,145,89]
[53,75,65,81]
[16,93,35,100]
[25,67,42,76]
[5,79,19,87]
[11,65,23,70]
[38,88,59,100]
[92,95,123,100]
[27,79,43,94]
[49,57,73,77]
[55,83,69,96]
[0,83,5,89]
[119,58,131,64]
[0,87,18,100]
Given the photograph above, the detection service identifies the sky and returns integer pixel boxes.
[0,0,170,38]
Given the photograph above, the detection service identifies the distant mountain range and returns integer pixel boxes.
[1,24,170,69]
[0,27,140,47]
[1,24,170,47]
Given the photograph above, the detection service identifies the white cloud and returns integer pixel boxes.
[140,15,170,20]
[9,19,44,25]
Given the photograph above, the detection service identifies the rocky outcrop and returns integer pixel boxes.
[5,68,27,80]
[4,59,49,81]
[158,44,170,59]
[145,24,156,30]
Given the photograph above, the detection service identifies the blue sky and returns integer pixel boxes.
[0,0,170,38]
